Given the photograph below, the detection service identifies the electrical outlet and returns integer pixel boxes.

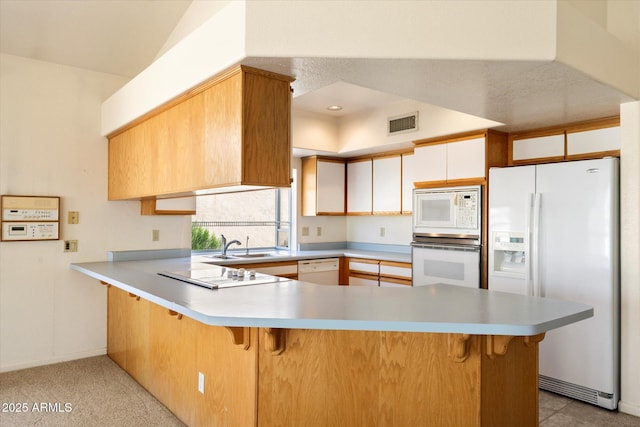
[316,226,322,236]
[380,227,385,237]
[152,229,160,241]
[198,372,205,394]
[64,240,78,252]
[68,211,79,224]
[301,226,309,236]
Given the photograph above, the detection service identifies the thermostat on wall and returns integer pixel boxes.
[1,195,60,241]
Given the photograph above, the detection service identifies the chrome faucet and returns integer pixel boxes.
[220,234,241,258]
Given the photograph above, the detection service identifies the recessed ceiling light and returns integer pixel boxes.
[326,105,343,111]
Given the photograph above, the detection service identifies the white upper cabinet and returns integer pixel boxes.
[401,152,415,213]
[413,135,489,183]
[413,143,447,182]
[347,159,373,214]
[301,157,345,216]
[512,134,564,162]
[567,126,620,156]
[316,160,345,214]
[447,137,486,180]
[372,155,401,214]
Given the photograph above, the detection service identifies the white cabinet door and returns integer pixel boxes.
[347,160,372,214]
[567,126,620,156]
[372,156,401,214]
[401,153,415,213]
[512,134,564,161]
[316,160,345,213]
[447,137,486,179]
[413,144,447,182]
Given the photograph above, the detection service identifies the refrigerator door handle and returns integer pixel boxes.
[532,193,542,297]
[525,193,533,297]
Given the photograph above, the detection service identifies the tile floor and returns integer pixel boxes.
[539,390,640,426]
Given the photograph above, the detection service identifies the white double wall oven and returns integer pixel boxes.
[411,185,482,288]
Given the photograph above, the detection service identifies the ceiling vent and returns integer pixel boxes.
[388,111,418,135]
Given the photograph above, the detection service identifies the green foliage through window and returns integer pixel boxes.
[191,225,222,250]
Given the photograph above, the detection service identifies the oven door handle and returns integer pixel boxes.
[411,243,480,252]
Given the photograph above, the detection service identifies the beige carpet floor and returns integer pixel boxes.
[0,356,184,427]
[2,355,639,426]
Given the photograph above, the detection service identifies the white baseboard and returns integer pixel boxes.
[0,348,107,373]
[619,400,640,417]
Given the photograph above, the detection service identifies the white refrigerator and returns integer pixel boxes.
[488,158,619,410]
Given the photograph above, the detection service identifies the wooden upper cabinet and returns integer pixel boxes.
[301,156,345,216]
[107,66,295,200]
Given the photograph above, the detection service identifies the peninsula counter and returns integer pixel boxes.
[71,258,592,427]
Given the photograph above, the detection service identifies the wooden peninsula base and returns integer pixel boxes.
[104,285,543,427]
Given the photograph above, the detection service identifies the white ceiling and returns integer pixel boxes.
[0,0,636,136]
[0,0,191,78]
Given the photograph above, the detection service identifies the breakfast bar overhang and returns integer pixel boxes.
[71,258,593,427]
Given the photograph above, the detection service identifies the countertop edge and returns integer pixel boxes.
[71,261,593,337]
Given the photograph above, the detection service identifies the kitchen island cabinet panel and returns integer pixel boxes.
[147,303,198,426]
[106,285,150,385]
[258,329,379,427]
[106,285,258,427]
[196,325,258,427]
[258,329,539,427]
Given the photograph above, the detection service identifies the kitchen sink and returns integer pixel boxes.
[207,253,274,260]
[232,253,272,258]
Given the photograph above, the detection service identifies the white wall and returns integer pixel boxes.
[338,99,500,154]
[0,54,191,372]
[292,110,339,153]
[346,216,412,247]
[620,101,640,416]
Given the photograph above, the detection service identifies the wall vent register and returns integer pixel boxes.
[1,195,60,241]
[388,111,418,135]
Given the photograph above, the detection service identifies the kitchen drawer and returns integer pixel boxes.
[348,258,380,275]
[379,261,411,280]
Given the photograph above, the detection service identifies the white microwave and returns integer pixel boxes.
[412,185,482,242]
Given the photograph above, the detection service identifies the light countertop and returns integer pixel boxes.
[71,254,592,336]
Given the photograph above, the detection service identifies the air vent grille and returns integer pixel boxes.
[388,112,418,135]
